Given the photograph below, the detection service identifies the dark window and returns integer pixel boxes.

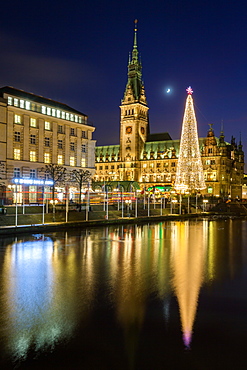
[14,132,21,142]
[30,134,36,145]
[30,169,36,178]
[14,167,20,178]
[45,137,50,147]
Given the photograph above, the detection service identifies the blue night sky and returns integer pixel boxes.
[1,0,247,156]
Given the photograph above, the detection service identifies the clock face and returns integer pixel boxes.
[126,126,132,134]
[141,127,145,134]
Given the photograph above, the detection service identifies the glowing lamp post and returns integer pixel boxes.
[171,199,177,214]
[125,199,131,217]
[203,199,208,212]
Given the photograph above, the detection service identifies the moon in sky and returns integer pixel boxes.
[166,88,171,93]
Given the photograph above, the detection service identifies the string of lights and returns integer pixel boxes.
[174,87,206,193]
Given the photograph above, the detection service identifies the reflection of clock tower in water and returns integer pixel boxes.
[119,20,149,181]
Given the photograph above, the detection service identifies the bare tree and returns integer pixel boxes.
[71,169,91,211]
[43,164,66,220]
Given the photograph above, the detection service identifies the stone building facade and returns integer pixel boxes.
[0,86,96,204]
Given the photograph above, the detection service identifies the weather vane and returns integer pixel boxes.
[186,86,193,95]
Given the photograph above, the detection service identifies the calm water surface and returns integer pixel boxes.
[1,219,247,369]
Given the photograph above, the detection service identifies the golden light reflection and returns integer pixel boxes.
[170,221,208,348]
[0,233,96,361]
[0,219,224,364]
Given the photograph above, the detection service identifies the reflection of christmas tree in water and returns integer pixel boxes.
[175,87,206,193]
[170,222,207,348]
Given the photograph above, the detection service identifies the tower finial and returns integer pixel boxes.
[133,19,138,49]
[131,19,139,63]
[221,119,224,133]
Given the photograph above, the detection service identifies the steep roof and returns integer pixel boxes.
[146,132,172,142]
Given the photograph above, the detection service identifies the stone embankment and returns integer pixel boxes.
[0,202,246,236]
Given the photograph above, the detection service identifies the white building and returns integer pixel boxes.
[0,86,96,204]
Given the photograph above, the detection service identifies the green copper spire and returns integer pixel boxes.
[123,19,144,101]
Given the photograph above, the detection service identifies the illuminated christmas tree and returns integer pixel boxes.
[174,87,206,193]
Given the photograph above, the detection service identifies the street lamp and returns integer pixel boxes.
[171,199,177,214]
[125,199,131,217]
[203,199,208,212]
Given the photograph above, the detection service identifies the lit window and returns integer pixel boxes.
[14,148,21,160]
[56,110,61,118]
[143,163,147,168]
[81,158,86,167]
[70,114,74,121]
[14,132,21,142]
[30,134,36,144]
[30,169,36,178]
[25,101,30,110]
[30,118,36,127]
[70,156,75,166]
[20,100,25,108]
[81,144,86,153]
[14,167,21,177]
[8,97,13,105]
[57,155,63,165]
[45,137,50,147]
[66,113,70,120]
[58,139,63,149]
[45,121,50,130]
[61,112,65,119]
[75,115,78,123]
[70,127,75,136]
[44,153,50,163]
[30,151,36,162]
[42,106,46,114]
[52,108,56,117]
[206,160,210,165]
[47,107,51,115]
[70,142,75,151]
[79,117,82,123]
[14,114,21,124]
[14,98,18,107]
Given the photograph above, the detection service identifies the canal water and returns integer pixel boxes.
[0,219,247,369]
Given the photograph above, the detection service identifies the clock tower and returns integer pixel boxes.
[119,20,149,181]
